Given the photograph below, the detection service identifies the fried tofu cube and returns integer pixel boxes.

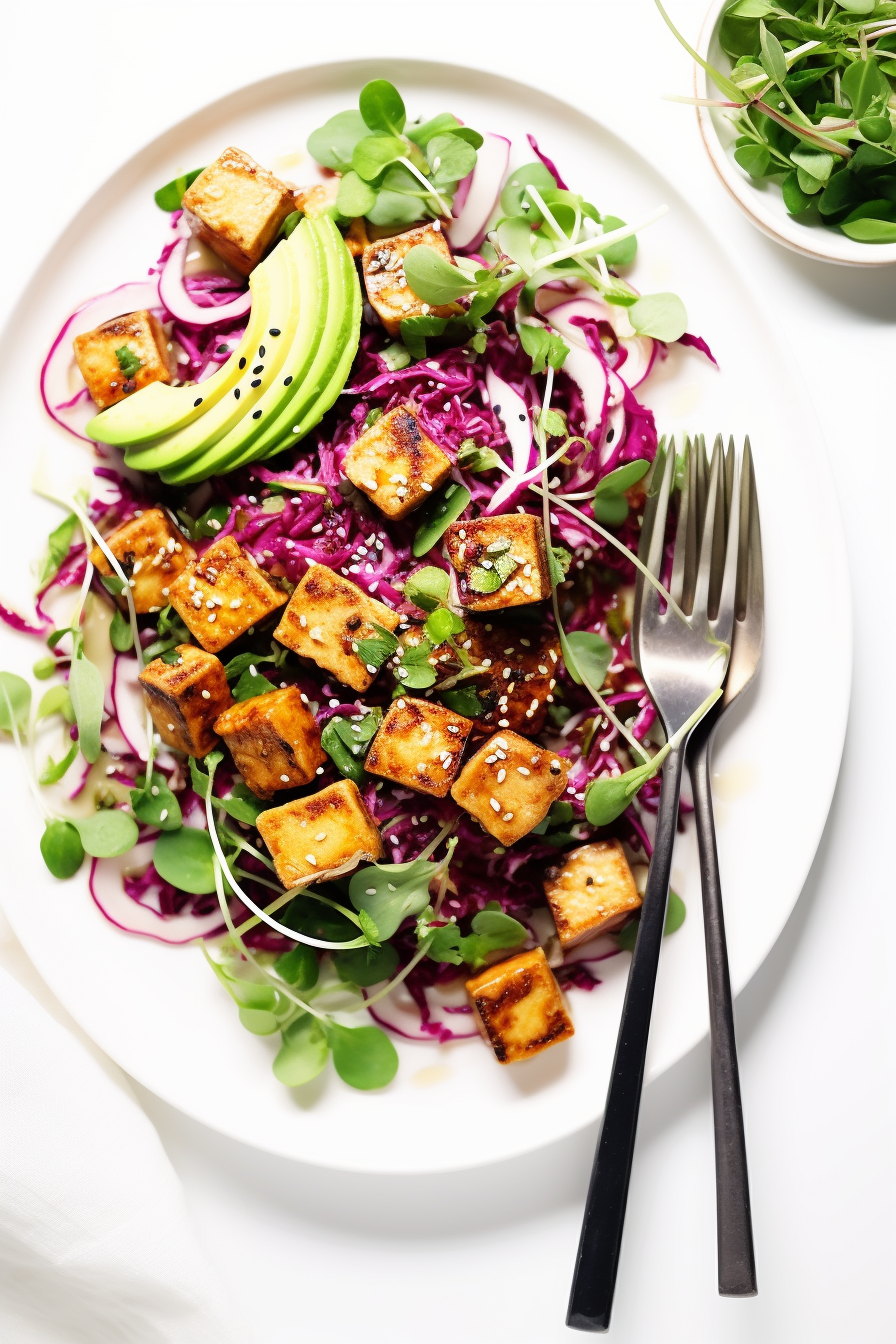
[467,622,560,734]
[213,686,326,799]
[292,181,338,218]
[90,508,196,615]
[444,515,550,613]
[450,730,569,845]
[73,310,173,410]
[365,696,473,798]
[343,407,451,520]
[182,147,295,275]
[138,644,233,758]
[274,567,400,693]
[544,840,642,949]
[168,537,287,654]
[466,947,574,1064]
[256,779,384,886]
[362,223,462,336]
[342,216,370,259]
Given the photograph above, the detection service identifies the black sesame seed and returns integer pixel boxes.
[283,375,293,386]
[259,345,266,357]
[252,365,263,375]
[216,345,229,354]
[606,427,615,443]
[493,404,502,415]
[251,379,262,388]
[239,357,246,370]
[519,413,526,422]
[252,410,263,419]
[269,328,280,337]
[234,388,241,400]
[193,397,203,407]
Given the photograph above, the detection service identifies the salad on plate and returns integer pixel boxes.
[0,79,714,1094]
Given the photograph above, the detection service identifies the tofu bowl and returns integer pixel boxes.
[696,0,896,266]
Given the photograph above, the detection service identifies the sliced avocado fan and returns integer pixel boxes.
[87,216,362,484]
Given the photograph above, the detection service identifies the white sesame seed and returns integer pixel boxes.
[396,698,406,708]
[538,664,549,675]
[502,667,511,679]
[151,785,160,796]
[481,658,492,668]
[497,768,506,783]
[502,812,513,822]
[305,854,317,865]
[299,614,307,627]
[159,808,168,822]
[166,723,175,731]
[421,482,433,492]
[517,766,530,776]
[201,689,211,700]
[310,626,324,641]
[208,613,216,623]
[316,766,325,775]
[489,798,500,812]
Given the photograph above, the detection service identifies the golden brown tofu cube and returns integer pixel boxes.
[362,223,462,336]
[429,621,560,735]
[365,696,473,798]
[444,515,551,613]
[342,216,370,259]
[73,310,173,410]
[168,537,287,655]
[138,644,233,758]
[256,779,384,886]
[90,508,196,615]
[450,730,569,845]
[466,947,574,1065]
[182,147,295,275]
[344,407,451,521]
[292,181,338,218]
[544,840,642,949]
[213,686,326,800]
[274,567,400,693]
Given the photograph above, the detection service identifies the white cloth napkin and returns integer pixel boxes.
[0,932,244,1344]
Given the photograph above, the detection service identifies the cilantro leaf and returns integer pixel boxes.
[115,347,143,379]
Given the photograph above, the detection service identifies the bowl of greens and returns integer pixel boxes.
[661,0,896,264]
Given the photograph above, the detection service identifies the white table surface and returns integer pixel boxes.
[2,2,893,1339]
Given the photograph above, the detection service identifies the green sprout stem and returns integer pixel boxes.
[397,155,452,218]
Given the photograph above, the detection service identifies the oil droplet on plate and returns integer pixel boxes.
[670,385,702,418]
[412,1065,453,1089]
[713,761,758,801]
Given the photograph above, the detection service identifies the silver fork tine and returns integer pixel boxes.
[724,438,764,706]
[714,443,741,651]
[644,437,676,580]
[692,436,725,622]
[669,436,692,609]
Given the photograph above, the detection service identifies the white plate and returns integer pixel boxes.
[696,0,896,267]
[0,59,850,1173]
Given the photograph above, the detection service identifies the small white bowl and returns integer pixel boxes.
[696,0,896,266]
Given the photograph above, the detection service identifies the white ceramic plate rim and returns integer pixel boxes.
[0,57,851,1172]
[696,0,896,266]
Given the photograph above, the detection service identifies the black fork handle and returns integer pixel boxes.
[567,746,685,1333]
[689,715,757,1297]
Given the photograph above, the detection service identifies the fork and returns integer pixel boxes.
[687,436,762,1298]
[567,437,741,1333]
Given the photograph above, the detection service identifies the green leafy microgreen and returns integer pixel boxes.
[67,649,105,764]
[518,323,570,375]
[424,902,528,969]
[412,481,471,558]
[401,245,477,305]
[217,783,268,826]
[193,504,231,539]
[424,605,464,644]
[357,908,381,947]
[279,210,303,240]
[562,630,613,692]
[114,347,143,379]
[307,80,481,229]
[109,607,135,652]
[616,890,686,952]
[348,855,436,941]
[355,622,399,673]
[0,672,31,733]
[275,942,320,990]
[154,167,205,211]
[37,685,74,723]
[327,1022,399,1090]
[468,549,517,594]
[549,545,572,585]
[33,657,58,680]
[403,565,451,611]
[439,686,483,717]
[40,820,84,879]
[333,941,400,987]
[74,808,139,859]
[38,741,79,786]
[394,638,437,689]
[153,825,217,893]
[592,459,650,526]
[628,293,688,342]
[232,668,273,701]
[273,1015,330,1088]
[130,775,182,831]
[321,710,383,784]
[457,438,503,474]
[36,513,78,588]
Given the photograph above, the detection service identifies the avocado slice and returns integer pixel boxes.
[199,216,360,477]
[158,217,330,484]
[87,254,273,448]
[159,217,362,485]
[124,240,299,476]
